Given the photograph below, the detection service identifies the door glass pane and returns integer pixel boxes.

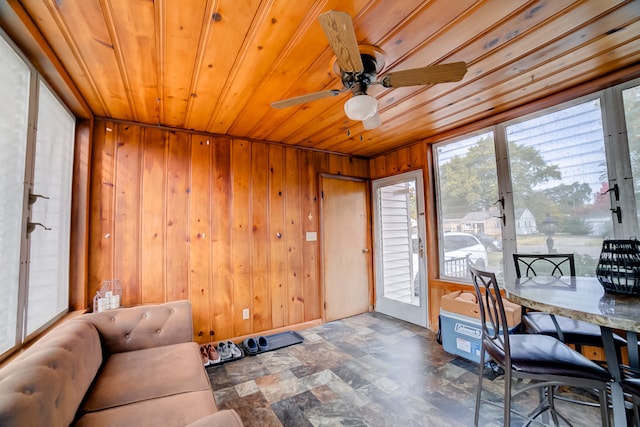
[377,180,419,305]
[506,99,611,275]
[26,82,74,335]
[435,132,502,280]
[622,84,640,227]
[0,36,30,355]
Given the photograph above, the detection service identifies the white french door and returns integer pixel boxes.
[372,170,427,327]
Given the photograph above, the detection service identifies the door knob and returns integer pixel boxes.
[362,248,369,253]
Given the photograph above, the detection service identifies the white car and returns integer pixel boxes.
[442,232,489,277]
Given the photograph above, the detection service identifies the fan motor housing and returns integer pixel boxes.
[341,54,378,94]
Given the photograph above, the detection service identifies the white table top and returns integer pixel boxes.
[503,276,640,333]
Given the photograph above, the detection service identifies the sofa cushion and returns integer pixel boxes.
[186,409,244,427]
[0,320,102,427]
[81,341,212,412]
[80,300,193,354]
[74,390,218,427]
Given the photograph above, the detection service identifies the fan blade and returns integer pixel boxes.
[381,62,468,88]
[271,89,342,109]
[318,10,363,73]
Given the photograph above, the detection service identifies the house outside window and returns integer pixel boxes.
[435,80,640,283]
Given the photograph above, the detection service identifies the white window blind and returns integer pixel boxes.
[0,35,30,355]
[26,82,75,335]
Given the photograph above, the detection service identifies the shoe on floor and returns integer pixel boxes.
[243,337,258,354]
[228,341,242,358]
[200,346,210,366]
[207,344,221,364]
[258,336,268,352]
[217,342,233,360]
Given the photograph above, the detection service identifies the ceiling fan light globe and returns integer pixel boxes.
[344,95,378,121]
[363,112,381,130]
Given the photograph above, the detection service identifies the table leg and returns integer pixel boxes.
[601,326,626,426]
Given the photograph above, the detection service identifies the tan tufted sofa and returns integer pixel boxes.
[0,300,243,427]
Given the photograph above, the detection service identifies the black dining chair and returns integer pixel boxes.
[514,253,626,355]
[621,377,640,425]
[469,265,612,426]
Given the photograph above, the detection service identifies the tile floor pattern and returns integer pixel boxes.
[206,312,603,426]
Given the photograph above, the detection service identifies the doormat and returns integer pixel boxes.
[244,331,304,355]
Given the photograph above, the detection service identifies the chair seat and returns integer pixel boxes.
[486,334,612,382]
[622,377,640,396]
[523,312,626,347]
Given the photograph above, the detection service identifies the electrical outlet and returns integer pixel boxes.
[242,308,250,320]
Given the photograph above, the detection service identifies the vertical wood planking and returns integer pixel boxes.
[301,151,319,321]
[165,132,191,302]
[88,122,115,304]
[140,127,167,303]
[284,147,304,324]
[211,138,233,339]
[231,139,252,336]
[88,120,356,336]
[189,135,212,343]
[113,124,142,306]
[314,152,329,176]
[396,147,410,172]
[385,152,398,175]
[251,142,271,332]
[409,143,426,169]
[268,145,287,328]
[327,154,343,176]
[371,156,386,180]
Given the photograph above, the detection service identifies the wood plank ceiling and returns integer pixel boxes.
[9,0,640,157]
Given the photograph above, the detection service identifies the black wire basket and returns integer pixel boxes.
[595,239,640,295]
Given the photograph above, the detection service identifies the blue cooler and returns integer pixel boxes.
[440,310,486,363]
[439,290,521,364]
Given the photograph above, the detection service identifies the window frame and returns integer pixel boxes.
[434,79,640,284]
[0,28,74,361]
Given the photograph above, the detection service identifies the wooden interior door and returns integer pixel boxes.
[321,176,371,322]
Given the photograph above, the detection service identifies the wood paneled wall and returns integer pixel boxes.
[88,120,369,342]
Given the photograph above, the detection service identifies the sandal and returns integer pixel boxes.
[257,336,268,352]
[243,337,258,354]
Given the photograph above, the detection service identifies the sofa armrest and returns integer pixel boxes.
[79,300,193,354]
[185,410,244,427]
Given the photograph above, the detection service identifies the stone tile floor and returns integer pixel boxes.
[206,312,603,426]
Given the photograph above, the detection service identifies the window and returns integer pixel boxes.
[622,84,640,228]
[435,80,640,283]
[506,99,611,275]
[26,82,75,335]
[435,131,503,280]
[0,31,74,359]
[0,33,30,356]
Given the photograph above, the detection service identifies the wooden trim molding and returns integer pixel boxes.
[69,119,92,311]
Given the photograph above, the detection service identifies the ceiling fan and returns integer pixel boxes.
[271,10,468,130]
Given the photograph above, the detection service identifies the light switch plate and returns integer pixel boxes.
[306,231,317,241]
[242,308,249,319]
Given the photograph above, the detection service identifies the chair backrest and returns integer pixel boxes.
[468,265,511,366]
[513,253,576,278]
